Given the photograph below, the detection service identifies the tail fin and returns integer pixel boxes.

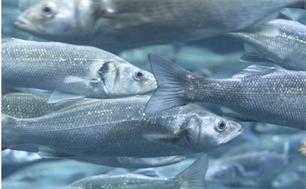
[176,154,208,189]
[2,114,18,150]
[282,141,290,164]
[145,54,197,113]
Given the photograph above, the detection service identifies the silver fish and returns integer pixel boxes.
[230,14,306,71]
[1,90,184,168]
[206,145,289,187]
[2,38,157,103]
[15,0,305,48]
[145,54,306,130]
[63,154,208,189]
[2,96,242,164]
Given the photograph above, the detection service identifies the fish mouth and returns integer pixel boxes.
[222,125,243,144]
[15,16,34,31]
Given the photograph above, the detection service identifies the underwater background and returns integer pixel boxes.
[2,0,306,189]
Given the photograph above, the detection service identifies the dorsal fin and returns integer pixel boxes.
[231,65,277,79]
[277,13,295,21]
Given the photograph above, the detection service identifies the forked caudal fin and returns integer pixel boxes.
[145,54,197,113]
[176,154,208,189]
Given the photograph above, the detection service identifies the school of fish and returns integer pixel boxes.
[2,0,306,189]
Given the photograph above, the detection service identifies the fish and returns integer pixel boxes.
[2,96,242,165]
[229,14,306,71]
[62,154,208,189]
[15,0,305,48]
[2,159,114,189]
[145,54,306,130]
[206,143,289,187]
[2,38,157,103]
[1,90,185,168]
[299,137,306,157]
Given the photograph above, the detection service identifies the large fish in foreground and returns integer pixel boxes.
[230,14,306,71]
[145,54,306,130]
[63,154,208,189]
[15,0,305,48]
[2,38,156,102]
[2,96,242,164]
[1,91,184,168]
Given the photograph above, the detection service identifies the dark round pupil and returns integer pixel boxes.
[43,6,51,13]
[137,72,143,77]
[219,122,225,129]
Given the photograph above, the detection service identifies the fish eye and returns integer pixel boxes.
[217,121,227,131]
[41,3,57,18]
[133,71,144,80]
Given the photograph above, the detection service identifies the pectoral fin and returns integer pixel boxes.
[107,13,152,29]
[240,43,273,63]
[64,76,99,85]
[49,91,85,103]
[38,146,73,158]
[144,134,182,146]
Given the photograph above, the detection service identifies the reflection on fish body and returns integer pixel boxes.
[2,91,53,118]
[15,0,305,48]
[2,96,242,164]
[2,38,157,102]
[63,154,208,189]
[145,54,306,130]
[206,144,289,187]
[230,15,306,71]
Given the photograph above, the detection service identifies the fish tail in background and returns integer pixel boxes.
[282,141,290,164]
[1,114,18,150]
[176,154,208,189]
[145,54,198,113]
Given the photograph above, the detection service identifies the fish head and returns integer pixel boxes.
[98,61,157,97]
[188,110,243,151]
[15,0,80,42]
[175,107,242,152]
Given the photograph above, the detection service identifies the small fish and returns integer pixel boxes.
[15,0,305,48]
[63,154,208,189]
[230,14,306,71]
[145,54,306,130]
[2,159,114,189]
[206,143,289,187]
[298,137,306,157]
[2,38,157,103]
[2,96,242,164]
